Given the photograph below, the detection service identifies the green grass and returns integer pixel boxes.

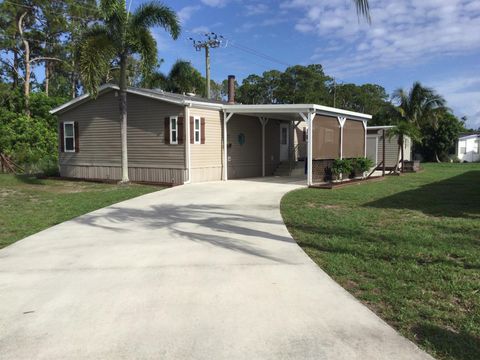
[281,163,480,360]
[0,174,159,249]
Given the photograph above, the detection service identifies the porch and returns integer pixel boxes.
[222,104,372,186]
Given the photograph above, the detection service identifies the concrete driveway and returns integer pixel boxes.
[0,177,432,360]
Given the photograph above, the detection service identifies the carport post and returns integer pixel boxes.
[362,120,367,157]
[307,111,315,186]
[223,111,235,181]
[337,117,346,159]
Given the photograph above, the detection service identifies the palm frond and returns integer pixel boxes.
[128,28,157,77]
[130,1,180,39]
[78,25,116,96]
[353,0,371,23]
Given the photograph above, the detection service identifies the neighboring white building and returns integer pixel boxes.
[457,133,480,162]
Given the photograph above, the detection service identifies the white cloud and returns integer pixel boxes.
[282,0,480,78]
[431,75,480,129]
[191,26,211,34]
[177,5,201,24]
[245,4,269,16]
[201,0,228,7]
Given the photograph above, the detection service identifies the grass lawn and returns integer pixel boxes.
[281,163,480,360]
[0,174,158,249]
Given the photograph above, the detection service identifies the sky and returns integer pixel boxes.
[134,0,479,129]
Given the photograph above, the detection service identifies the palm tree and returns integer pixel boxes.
[387,121,421,172]
[392,81,447,163]
[78,0,180,183]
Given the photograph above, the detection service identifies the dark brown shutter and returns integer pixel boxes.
[189,116,194,144]
[200,117,206,144]
[178,116,184,144]
[74,122,80,152]
[59,122,64,152]
[164,117,170,144]
[302,127,306,142]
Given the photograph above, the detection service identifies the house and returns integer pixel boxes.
[50,77,372,186]
[456,133,480,162]
[366,126,412,170]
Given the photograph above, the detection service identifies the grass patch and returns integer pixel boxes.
[281,163,480,360]
[0,174,159,249]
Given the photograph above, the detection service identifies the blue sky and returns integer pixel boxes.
[137,0,479,129]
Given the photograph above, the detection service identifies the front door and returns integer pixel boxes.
[280,123,289,161]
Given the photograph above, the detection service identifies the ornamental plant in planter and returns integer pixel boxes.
[350,157,374,178]
[331,159,353,182]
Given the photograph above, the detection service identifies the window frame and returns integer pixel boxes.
[194,116,201,144]
[170,116,178,145]
[63,121,76,152]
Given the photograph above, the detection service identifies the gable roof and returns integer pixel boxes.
[50,84,372,120]
[50,84,225,114]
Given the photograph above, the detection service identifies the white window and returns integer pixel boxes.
[194,117,201,144]
[459,140,466,154]
[64,122,75,152]
[170,116,178,145]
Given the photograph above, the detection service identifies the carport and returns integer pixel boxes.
[222,104,372,186]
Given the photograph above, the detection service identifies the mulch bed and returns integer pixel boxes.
[309,176,385,189]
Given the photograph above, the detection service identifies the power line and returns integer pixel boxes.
[228,42,291,67]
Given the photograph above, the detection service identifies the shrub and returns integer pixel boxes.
[351,157,374,173]
[331,159,353,178]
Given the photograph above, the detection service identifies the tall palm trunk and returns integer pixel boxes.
[119,52,129,183]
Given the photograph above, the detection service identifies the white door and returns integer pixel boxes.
[280,124,289,161]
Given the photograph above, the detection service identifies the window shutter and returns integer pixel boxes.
[74,122,80,152]
[190,116,194,144]
[178,116,184,144]
[164,117,170,144]
[302,127,306,142]
[59,122,64,152]
[200,117,206,144]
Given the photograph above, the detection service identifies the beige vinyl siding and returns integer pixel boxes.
[189,107,223,182]
[293,120,307,160]
[58,90,186,184]
[227,114,262,179]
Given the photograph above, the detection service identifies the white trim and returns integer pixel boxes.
[184,105,191,184]
[222,111,229,181]
[169,116,178,145]
[458,134,480,140]
[306,111,314,186]
[193,116,201,144]
[63,121,76,152]
[338,117,346,159]
[367,125,395,130]
[363,120,367,157]
[224,104,372,120]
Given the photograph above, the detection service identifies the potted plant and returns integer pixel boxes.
[331,159,352,182]
[350,157,373,178]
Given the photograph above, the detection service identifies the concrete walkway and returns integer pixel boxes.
[0,177,432,360]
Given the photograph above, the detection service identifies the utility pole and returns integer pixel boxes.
[189,33,223,99]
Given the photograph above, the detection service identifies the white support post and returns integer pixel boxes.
[222,111,234,181]
[299,111,315,186]
[338,116,346,159]
[184,104,191,183]
[362,120,367,157]
[258,117,269,177]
